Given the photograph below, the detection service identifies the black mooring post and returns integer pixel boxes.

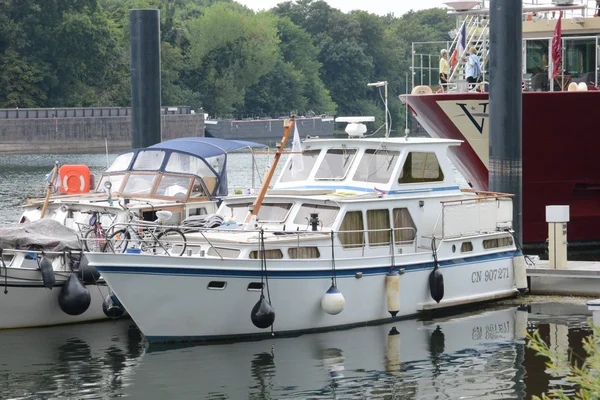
[130,9,162,148]
[489,0,523,244]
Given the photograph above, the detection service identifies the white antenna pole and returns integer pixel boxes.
[405,72,409,138]
[367,80,389,137]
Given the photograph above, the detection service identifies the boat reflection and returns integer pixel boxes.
[0,319,143,399]
[130,306,527,399]
[0,303,591,399]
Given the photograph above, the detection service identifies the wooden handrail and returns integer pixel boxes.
[246,118,295,222]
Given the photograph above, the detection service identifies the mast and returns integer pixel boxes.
[245,118,296,222]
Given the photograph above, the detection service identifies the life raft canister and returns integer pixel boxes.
[59,165,91,194]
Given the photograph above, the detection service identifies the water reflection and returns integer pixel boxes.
[0,303,592,399]
[0,319,143,399]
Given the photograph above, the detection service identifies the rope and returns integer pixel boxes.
[508,230,535,266]
[330,231,337,287]
[431,236,439,270]
[260,230,272,304]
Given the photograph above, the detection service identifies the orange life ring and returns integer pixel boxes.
[59,165,91,194]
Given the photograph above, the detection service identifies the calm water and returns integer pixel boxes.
[0,152,586,399]
[0,301,593,399]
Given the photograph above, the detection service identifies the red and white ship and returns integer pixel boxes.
[401,1,600,246]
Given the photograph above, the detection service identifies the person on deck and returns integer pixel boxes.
[466,47,481,87]
[439,49,449,92]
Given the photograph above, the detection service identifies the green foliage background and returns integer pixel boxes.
[0,0,454,135]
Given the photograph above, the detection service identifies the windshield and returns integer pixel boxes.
[279,150,320,182]
[106,152,134,172]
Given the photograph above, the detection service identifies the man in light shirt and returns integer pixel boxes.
[466,47,482,86]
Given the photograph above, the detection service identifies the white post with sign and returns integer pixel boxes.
[546,205,569,269]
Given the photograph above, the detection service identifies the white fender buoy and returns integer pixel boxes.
[321,284,345,315]
[386,327,401,375]
[514,306,529,341]
[577,82,588,91]
[385,269,400,317]
[513,255,528,294]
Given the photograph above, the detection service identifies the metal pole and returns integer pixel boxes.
[130,9,162,148]
[489,0,523,243]
[405,72,409,136]
[411,42,415,89]
[384,82,389,137]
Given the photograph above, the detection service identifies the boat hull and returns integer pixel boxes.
[88,250,518,342]
[0,266,110,329]
[403,91,600,245]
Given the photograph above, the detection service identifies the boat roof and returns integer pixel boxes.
[148,137,265,159]
[302,136,462,147]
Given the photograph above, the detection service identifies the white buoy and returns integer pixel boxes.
[513,255,528,294]
[321,284,345,315]
[385,270,400,317]
[514,307,528,341]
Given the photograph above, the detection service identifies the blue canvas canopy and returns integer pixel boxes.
[149,137,265,159]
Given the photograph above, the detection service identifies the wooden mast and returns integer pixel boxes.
[40,161,59,218]
[246,118,296,222]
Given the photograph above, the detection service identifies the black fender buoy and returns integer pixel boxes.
[79,255,101,285]
[58,274,91,316]
[39,257,55,290]
[429,267,444,303]
[102,294,125,319]
[251,295,275,329]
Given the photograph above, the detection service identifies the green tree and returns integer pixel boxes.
[186,3,280,114]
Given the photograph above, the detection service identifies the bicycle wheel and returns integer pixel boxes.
[155,228,187,256]
[84,229,106,252]
[107,229,131,253]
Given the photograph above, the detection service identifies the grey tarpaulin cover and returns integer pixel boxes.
[0,219,82,252]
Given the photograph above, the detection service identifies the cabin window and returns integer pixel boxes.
[353,149,400,184]
[398,152,444,183]
[288,247,321,259]
[190,178,208,198]
[250,249,284,259]
[156,175,192,197]
[166,152,215,177]
[338,211,364,249]
[220,202,292,223]
[461,242,474,252]
[207,247,241,258]
[221,202,251,221]
[106,152,134,172]
[257,203,293,223]
[293,204,339,228]
[207,281,227,290]
[122,174,156,195]
[247,282,264,291]
[315,148,357,180]
[279,149,321,182]
[367,209,391,246]
[188,207,207,216]
[132,150,165,171]
[97,174,126,193]
[483,237,513,249]
[393,208,416,244]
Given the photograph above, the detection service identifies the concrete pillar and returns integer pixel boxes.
[546,206,569,269]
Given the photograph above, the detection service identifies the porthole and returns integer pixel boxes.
[452,244,456,253]
[247,282,264,291]
[207,281,227,290]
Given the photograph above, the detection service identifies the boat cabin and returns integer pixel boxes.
[97,138,263,201]
[273,137,462,194]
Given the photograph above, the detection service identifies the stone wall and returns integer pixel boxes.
[0,114,204,153]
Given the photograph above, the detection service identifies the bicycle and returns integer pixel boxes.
[106,207,187,256]
[81,211,117,252]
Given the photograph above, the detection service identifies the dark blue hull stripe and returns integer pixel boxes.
[95,251,517,279]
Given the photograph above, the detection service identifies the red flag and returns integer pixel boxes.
[552,12,562,77]
[450,49,458,68]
